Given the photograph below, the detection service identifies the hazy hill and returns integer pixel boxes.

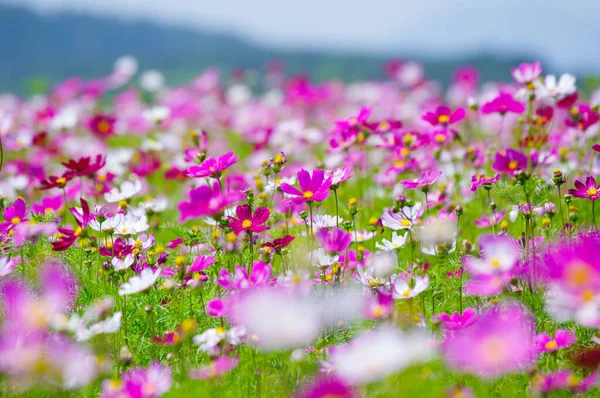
[0,5,541,94]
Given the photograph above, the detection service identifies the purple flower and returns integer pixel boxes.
[178,182,244,221]
[316,228,351,253]
[216,262,272,290]
[280,169,332,204]
[188,255,216,273]
[0,198,26,235]
[474,210,506,228]
[206,298,226,317]
[481,92,525,115]
[422,106,466,126]
[295,376,356,398]
[186,150,239,179]
[492,149,527,175]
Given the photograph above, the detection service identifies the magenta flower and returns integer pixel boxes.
[32,195,64,215]
[534,329,576,353]
[178,182,244,221]
[566,104,599,131]
[188,255,216,273]
[206,298,226,317]
[470,173,500,191]
[492,149,527,175]
[422,106,466,126]
[511,61,542,84]
[569,176,600,201]
[481,92,525,115]
[296,376,356,398]
[316,228,351,253]
[101,362,172,398]
[186,150,239,179]
[441,303,536,378]
[0,198,26,235]
[401,170,442,191]
[280,169,332,204]
[216,262,272,290]
[431,308,477,330]
[228,204,270,235]
[189,356,239,379]
[474,210,506,229]
[328,167,353,188]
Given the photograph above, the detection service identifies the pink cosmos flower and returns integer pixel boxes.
[228,204,270,235]
[189,356,239,379]
[432,308,477,330]
[206,298,226,317]
[101,362,171,398]
[569,176,600,201]
[492,149,527,175]
[422,106,466,126]
[327,167,353,188]
[88,114,116,138]
[280,169,332,204]
[186,150,239,179]
[178,182,244,221]
[316,228,351,253]
[534,329,576,353]
[566,104,599,131]
[401,170,442,191]
[511,61,542,84]
[441,303,536,378]
[473,210,506,228]
[188,255,216,273]
[481,92,525,115]
[470,173,500,191]
[216,262,272,290]
[0,198,26,235]
[295,376,356,398]
[32,195,64,215]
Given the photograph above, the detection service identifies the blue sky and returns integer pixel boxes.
[6,0,600,72]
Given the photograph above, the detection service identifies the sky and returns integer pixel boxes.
[5,0,600,72]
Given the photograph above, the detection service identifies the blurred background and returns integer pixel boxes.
[2,0,600,94]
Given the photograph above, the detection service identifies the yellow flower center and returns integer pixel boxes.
[400,219,411,227]
[587,188,598,197]
[56,177,67,185]
[44,208,53,215]
[402,289,411,297]
[97,120,111,134]
[74,226,83,236]
[209,166,215,172]
[11,217,21,225]
[303,191,314,200]
[372,305,384,318]
[348,117,358,126]
[438,114,450,123]
[508,160,519,170]
[490,258,501,268]
[480,336,508,366]
[434,133,446,143]
[242,219,253,228]
[379,121,390,130]
[544,340,558,350]
[274,154,283,164]
[566,261,592,287]
[120,227,128,234]
[403,134,413,145]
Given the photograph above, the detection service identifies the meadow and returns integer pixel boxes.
[1,58,600,397]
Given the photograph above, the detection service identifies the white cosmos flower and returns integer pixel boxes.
[118,268,162,296]
[104,179,142,203]
[111,254,135,271]
[74,312,122,342]
[139,70,165,92]
[381,203,423,230]
[142,106,170,124]
[89,213,124,232]
[227,289,321,351]
[534,74,576,101]
[392,275,430,299]
[330,327,434,385]
[50,107,78,131]
[139,197,168,213]
[375,232,407,251]
[312,214,344,230]
[0,256,18,278]
[312,248,339,268]
[113,212,149,235]
[352,229,376,243]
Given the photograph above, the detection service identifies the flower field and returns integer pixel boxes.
[2,58,600,397]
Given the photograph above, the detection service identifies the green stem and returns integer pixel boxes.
[334,189,339,227]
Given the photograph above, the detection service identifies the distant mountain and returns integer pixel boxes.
[0,5,541,94]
